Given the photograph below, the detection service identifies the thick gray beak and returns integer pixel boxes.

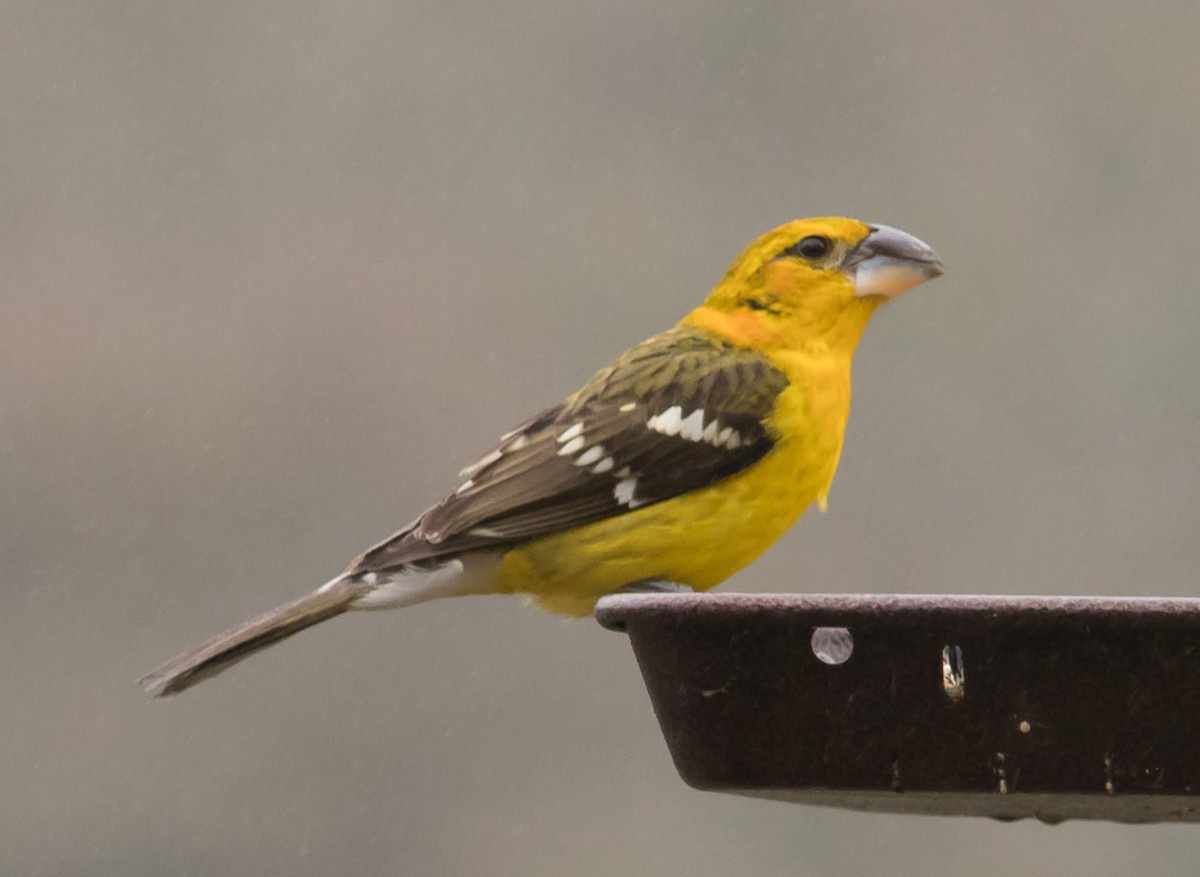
[847,224,944,299]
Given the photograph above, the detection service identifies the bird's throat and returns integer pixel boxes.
[681,297,877,361]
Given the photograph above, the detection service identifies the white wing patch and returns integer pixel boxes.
[647,406,743,449]
[646,405,683,436]
[459,424,535,479]
[614,477,639,507]
[678,408,705,442]
[459,448,501,479]
[553,425,620,476]
[574,444,606,467]
[590,456,614,474]
[555,428,622,478]
[556,422,584,443]
[557,435,586,456]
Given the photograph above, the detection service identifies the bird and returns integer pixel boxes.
[140,217,943,697]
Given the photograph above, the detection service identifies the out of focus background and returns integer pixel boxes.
[6,1,1200,874]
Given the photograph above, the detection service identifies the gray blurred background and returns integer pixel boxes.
[6,0,1200,874]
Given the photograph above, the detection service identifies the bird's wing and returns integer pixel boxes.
[349,327,790,574]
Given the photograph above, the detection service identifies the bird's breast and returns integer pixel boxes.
[495,359,853,616]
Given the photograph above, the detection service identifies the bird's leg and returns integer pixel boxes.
[617,580,695,595]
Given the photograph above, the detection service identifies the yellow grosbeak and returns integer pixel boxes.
[142,217,943,696]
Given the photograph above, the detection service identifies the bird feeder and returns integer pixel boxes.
[596,593,1200,823]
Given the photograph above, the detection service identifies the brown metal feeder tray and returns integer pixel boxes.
[596,593,1200,823]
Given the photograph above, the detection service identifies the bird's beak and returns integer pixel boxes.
[846,224,944,300]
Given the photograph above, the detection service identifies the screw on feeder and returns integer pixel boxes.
[811,627,853,665]
[995,752,1009,795]
[941,644,965,701]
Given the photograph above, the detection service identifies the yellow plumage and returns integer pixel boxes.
[498,218,882,615]
[141,216,942,695]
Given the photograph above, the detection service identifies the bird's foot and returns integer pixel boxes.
[617,580,694,595]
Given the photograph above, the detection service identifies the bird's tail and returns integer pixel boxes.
[139,575,366,697]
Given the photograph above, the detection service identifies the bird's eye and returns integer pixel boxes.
[793,235,832,260]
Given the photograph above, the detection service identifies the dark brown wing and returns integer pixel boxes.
[350,327,789,575]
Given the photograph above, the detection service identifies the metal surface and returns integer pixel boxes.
[596,593,1200,823]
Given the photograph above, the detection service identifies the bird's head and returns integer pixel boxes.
[684,217,943,355]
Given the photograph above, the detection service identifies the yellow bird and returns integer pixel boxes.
[141,217,943,696]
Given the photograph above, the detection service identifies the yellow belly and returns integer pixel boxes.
[494,377,848,616]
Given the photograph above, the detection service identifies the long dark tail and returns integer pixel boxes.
[139,576,366,697]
